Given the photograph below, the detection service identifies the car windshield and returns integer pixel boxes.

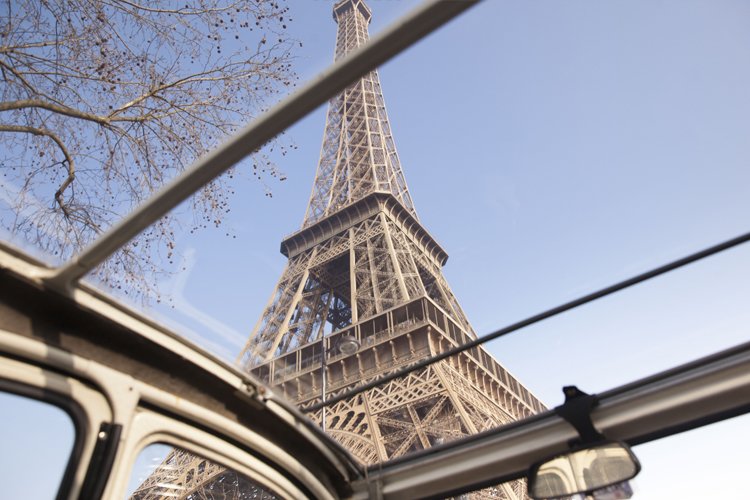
[1,0,748,491]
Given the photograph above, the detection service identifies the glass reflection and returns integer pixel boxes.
[531,442,639,499]
[127,443,278,499]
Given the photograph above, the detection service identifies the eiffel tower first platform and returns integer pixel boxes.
[132,1,544,498]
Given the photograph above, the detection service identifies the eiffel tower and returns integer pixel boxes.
[132,1,544,498]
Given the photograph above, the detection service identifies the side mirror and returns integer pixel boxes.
[528,441,640,500]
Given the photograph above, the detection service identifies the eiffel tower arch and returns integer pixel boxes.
[133,1,544,498]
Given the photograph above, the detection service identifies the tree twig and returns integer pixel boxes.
[0,123,75,217]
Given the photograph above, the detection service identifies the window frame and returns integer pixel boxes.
[0,326,351,500]
[0,337,114,499]
[114,409,319,499]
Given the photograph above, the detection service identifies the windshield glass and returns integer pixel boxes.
[2,0,748,487]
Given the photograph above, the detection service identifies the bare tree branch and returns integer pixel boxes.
[0,99,116,125]
[0,0,297,301]
[0,123,76,217]
[105,0,242,16]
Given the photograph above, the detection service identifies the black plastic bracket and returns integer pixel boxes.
[553,385,605,446]
[78,422,122,499]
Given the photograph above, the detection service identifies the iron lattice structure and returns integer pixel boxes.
[132,1,544,498]
[130,453,276,499]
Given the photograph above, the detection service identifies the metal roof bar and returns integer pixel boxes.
[45,0,480,290]
[349,340,750,499]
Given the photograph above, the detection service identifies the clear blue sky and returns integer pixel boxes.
[3,1,748,498]
[153,1,750,497]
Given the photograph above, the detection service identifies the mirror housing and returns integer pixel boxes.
[528,440,640,499]
[336,334,360,355]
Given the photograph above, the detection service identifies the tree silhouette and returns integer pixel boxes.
[0,0,297,298]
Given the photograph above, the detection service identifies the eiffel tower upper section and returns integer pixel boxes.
[237,0,481,368]
[303,0,417,227]
[233,0,544,474]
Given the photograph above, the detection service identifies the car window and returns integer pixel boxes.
[126,443,279,499]
[0,391,76,498]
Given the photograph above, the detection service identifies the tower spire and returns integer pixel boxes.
[303,0,416,227]
[333,0,372,28]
